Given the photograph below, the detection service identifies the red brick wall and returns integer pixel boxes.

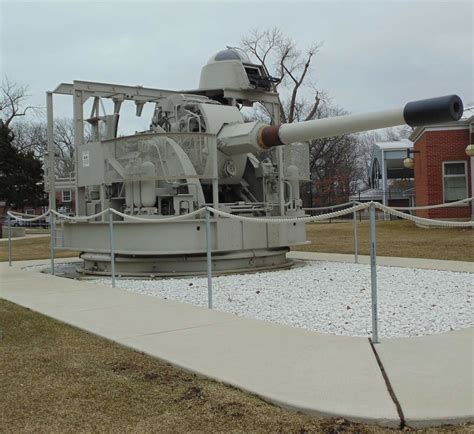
[414,128,471,219]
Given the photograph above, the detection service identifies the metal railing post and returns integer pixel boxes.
[353,205,359,264]
[7,214,12,267]
[50,212,55,275]
[369,204,379,343]
[205,208,213,309]
[108,211,116,288]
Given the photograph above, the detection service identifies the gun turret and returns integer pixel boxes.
[218,94,463,155]
[48,47,468,277]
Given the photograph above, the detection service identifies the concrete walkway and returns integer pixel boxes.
[0,258,472,428]
[0,233,50,242]
[288,251,474,273]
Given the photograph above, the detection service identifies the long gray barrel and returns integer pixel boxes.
[258,94,463,148]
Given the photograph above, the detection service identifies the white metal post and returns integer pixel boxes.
[73,88,85,216]
[381,149,387,207]
[211,137,219,211]
[46,92,56,210]
[369,205,379,343]
[205,209,213,309]
[381,149,389,221]
[7,214,12,267]
[50,213,55,276]
[278,147,285,216]
[353,206,359,264]
[108,212,116,288]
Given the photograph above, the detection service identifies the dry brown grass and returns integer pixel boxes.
[0,236,79,262]
[1,300,471,433]
[295,220,474,262]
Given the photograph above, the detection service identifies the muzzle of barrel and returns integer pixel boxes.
[403,94,463,127]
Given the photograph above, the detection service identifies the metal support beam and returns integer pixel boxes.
[211,138,219,211]
[278,147,285,216]
[205,209,213,309]
[46,92,56,210]
[50,213,55,275]
[369,205,379,343]
[73,88,85,216]
[381,149,389,220]
[109,212,116,288]
[353,207,359,264]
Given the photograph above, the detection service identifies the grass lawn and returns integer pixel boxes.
[0,236,79,262]
[1,299,471,433]
[295,220,474,262]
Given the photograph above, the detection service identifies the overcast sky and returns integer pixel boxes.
[1,0,473,130]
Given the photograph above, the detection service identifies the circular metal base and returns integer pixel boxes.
[78,247,291,277]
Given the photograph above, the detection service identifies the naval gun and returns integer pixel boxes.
[45,48,463,276]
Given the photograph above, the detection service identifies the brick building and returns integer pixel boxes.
[54,190,76,216]
[409,109,473,219]
[0,190,75,220]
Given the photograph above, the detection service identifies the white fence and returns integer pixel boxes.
[6,197,473,344]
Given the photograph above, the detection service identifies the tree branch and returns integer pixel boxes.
[304,92,321,121]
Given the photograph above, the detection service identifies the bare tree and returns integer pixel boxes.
[241,28,364,205]
[304,103,364,204]
[0,78,40,128]
[383,125,413,141]
[356,131,378,189]
[12,118,81,178]
[12,120,46,154]
[52,118,76,177]
[241,28,324,124]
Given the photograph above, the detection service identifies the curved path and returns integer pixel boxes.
[0,256,472,428]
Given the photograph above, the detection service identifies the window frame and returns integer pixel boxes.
[62,190,72,203]
[442,161,468,204]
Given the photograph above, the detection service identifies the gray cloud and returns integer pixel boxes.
[1,0,472,124]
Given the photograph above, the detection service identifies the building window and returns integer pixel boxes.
[25,208,35,215]
[443,161,467,203]
[62,191,72,202]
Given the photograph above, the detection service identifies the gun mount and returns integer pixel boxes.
[45,48,463,276]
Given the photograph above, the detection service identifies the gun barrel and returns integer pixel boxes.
[258,94,463,149]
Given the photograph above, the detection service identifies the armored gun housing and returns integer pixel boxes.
[45,48,463,276]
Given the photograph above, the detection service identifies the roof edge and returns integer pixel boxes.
[409,116,473,143]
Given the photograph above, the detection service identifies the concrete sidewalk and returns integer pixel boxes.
[289,251,474,273]
[1,258,472,428]
[0,233,50,243]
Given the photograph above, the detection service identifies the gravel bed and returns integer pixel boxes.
[89,261,473,338]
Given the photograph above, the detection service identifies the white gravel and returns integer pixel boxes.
[91,261,473,338]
